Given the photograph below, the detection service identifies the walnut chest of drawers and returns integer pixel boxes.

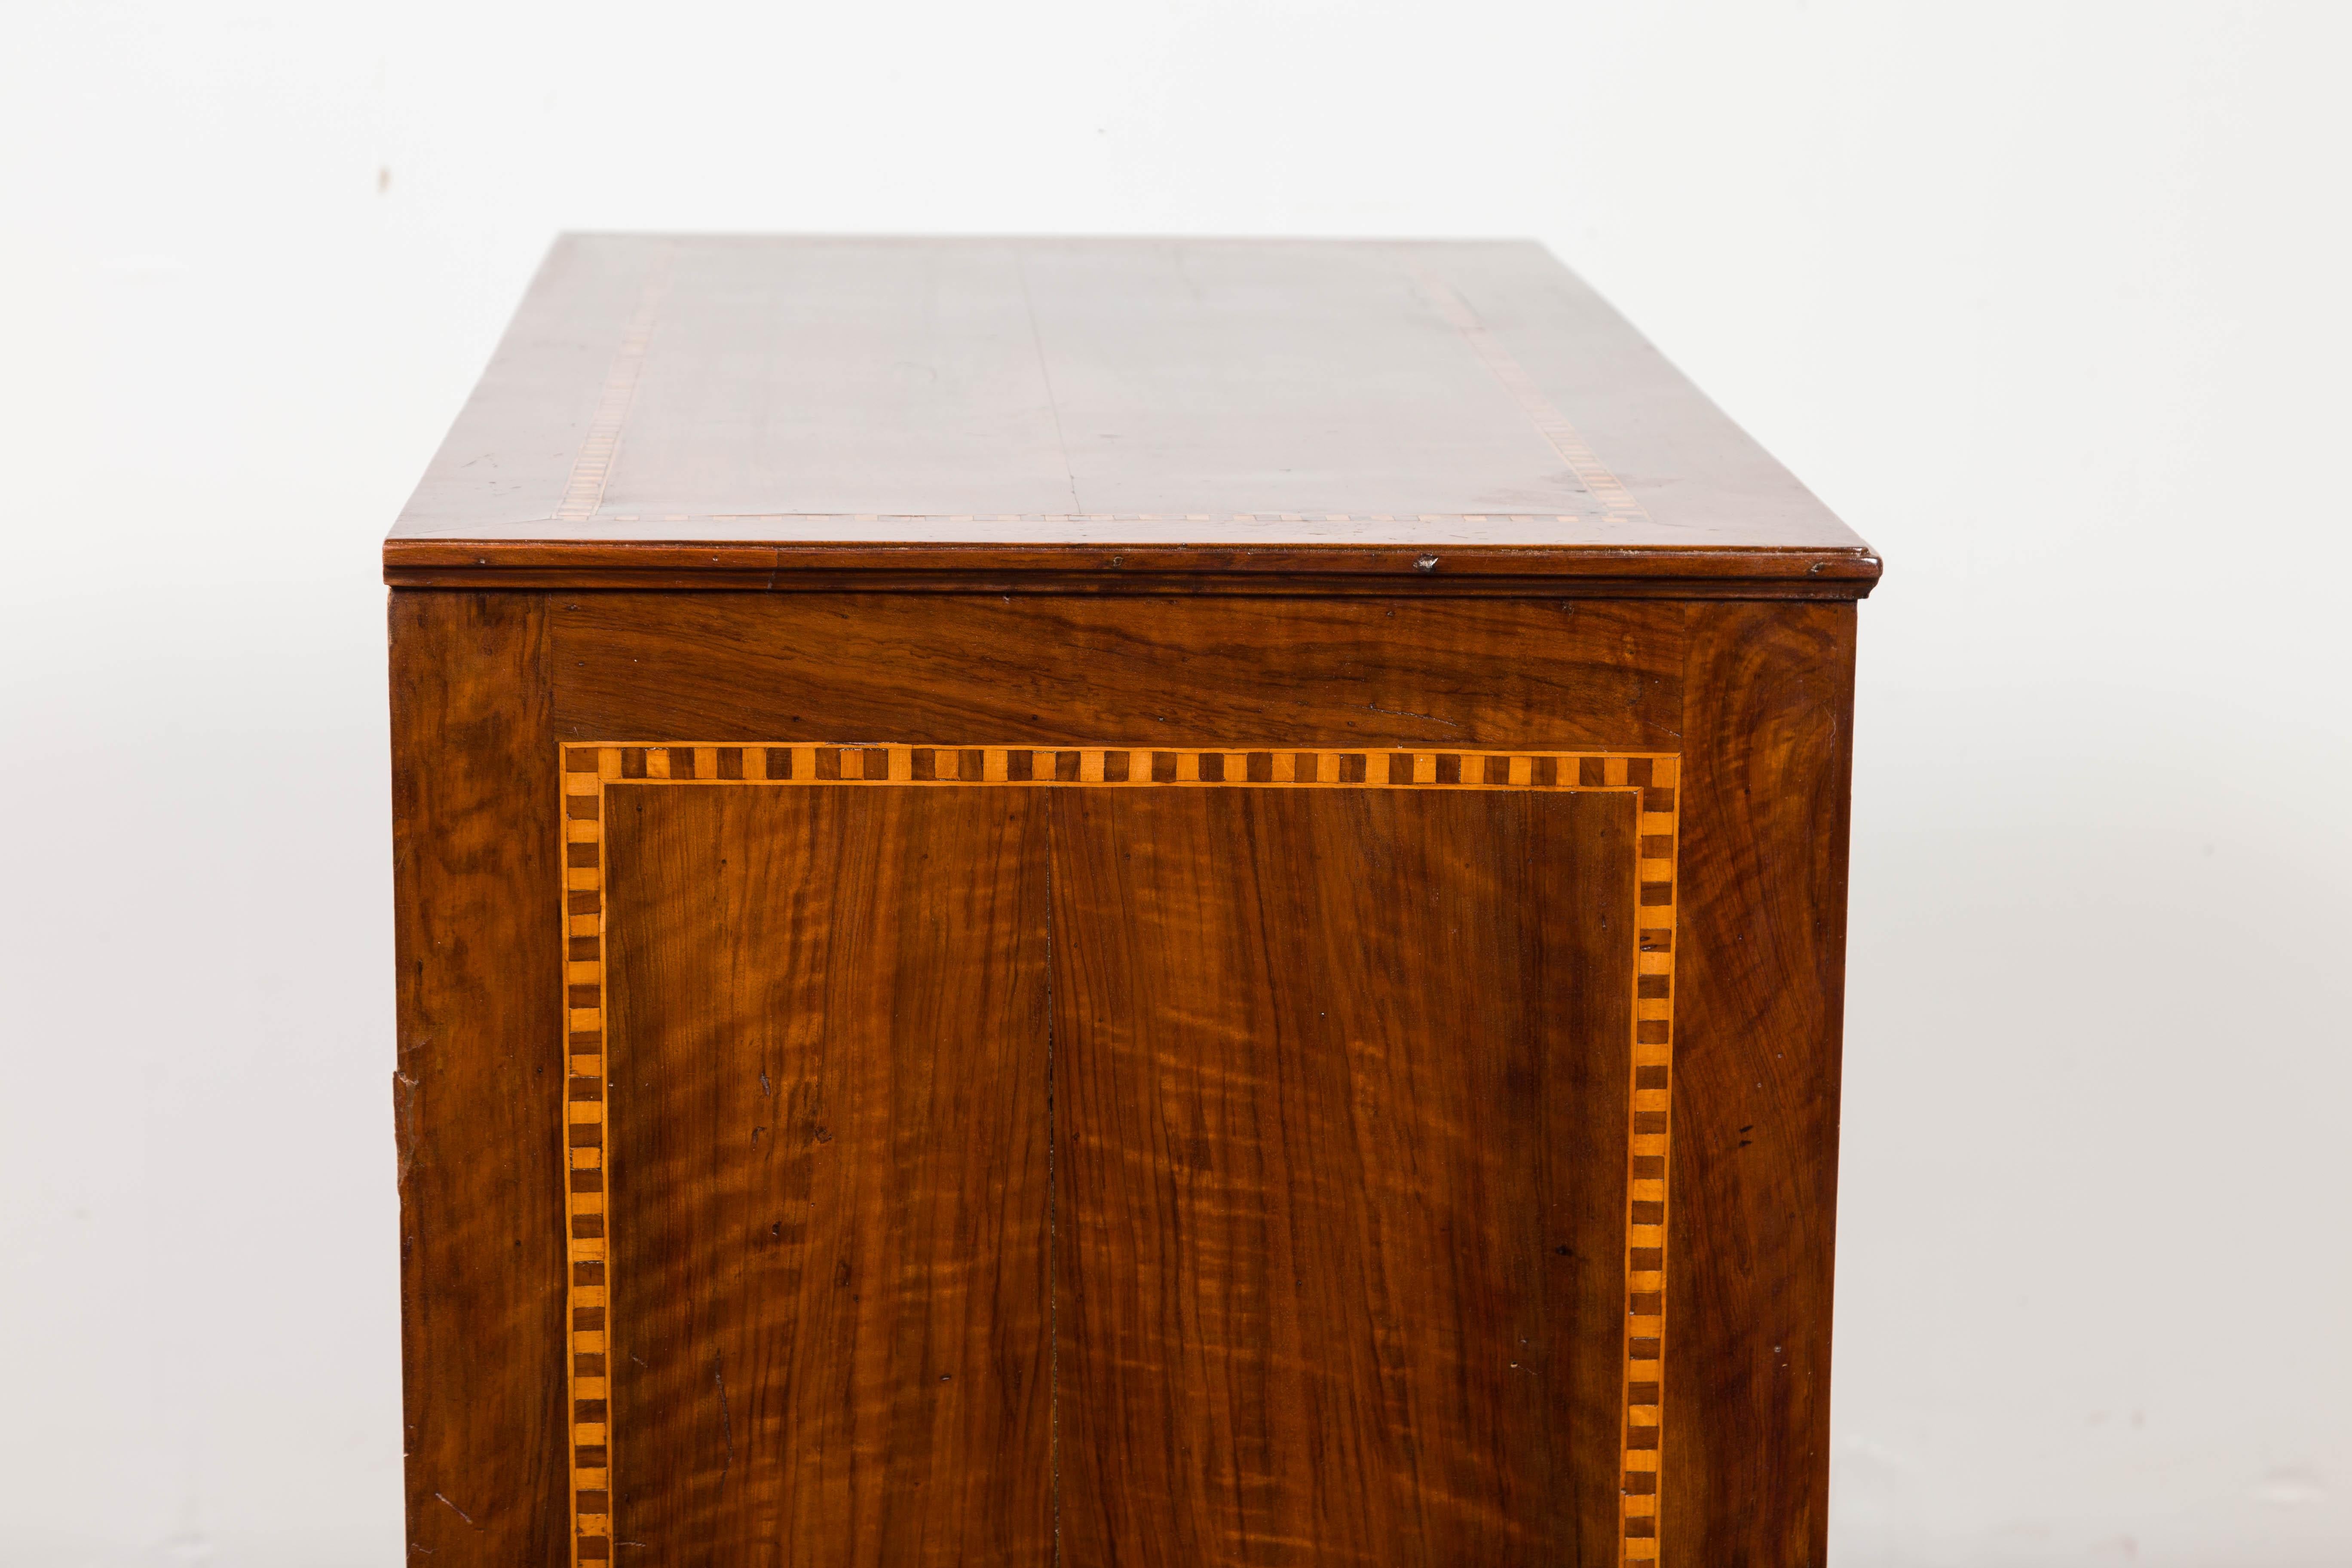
[386,236,1879,1568]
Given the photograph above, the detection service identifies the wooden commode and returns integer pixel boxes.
[386,235,1879,1567]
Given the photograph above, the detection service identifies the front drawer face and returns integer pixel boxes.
[562,741,1681,1567]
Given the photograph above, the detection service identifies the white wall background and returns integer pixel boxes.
[3,3,2346,1563]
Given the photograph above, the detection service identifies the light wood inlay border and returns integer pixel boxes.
[552,243,674,524]
[557,742,1682,1567]
[1407,264,1654,530]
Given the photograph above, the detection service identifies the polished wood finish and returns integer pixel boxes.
[546,594,1685,753]
[1050,785,1638,1565]
[388,237,1871,1568]
[390,592,569,1563]
[602,784,1053,1562]
[384,540,1873,597]
[384,238,1878,599]
[550,744,1680,1566]
[1662,603,1855,1567]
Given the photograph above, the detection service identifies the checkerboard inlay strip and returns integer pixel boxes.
[557,743,1681,1568]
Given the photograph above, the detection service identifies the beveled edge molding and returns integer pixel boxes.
[384,537,1883,597]
[557,742,1683,1566]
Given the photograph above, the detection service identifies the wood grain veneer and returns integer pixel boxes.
[384,238,1879,599]
[390,593,570,1563]
[556,744,1679,1566]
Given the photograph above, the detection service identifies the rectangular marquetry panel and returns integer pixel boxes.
[559,744,1680,1568]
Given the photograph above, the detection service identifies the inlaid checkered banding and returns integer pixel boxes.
[559,749,616,1556]
[558,743,1680,1567]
